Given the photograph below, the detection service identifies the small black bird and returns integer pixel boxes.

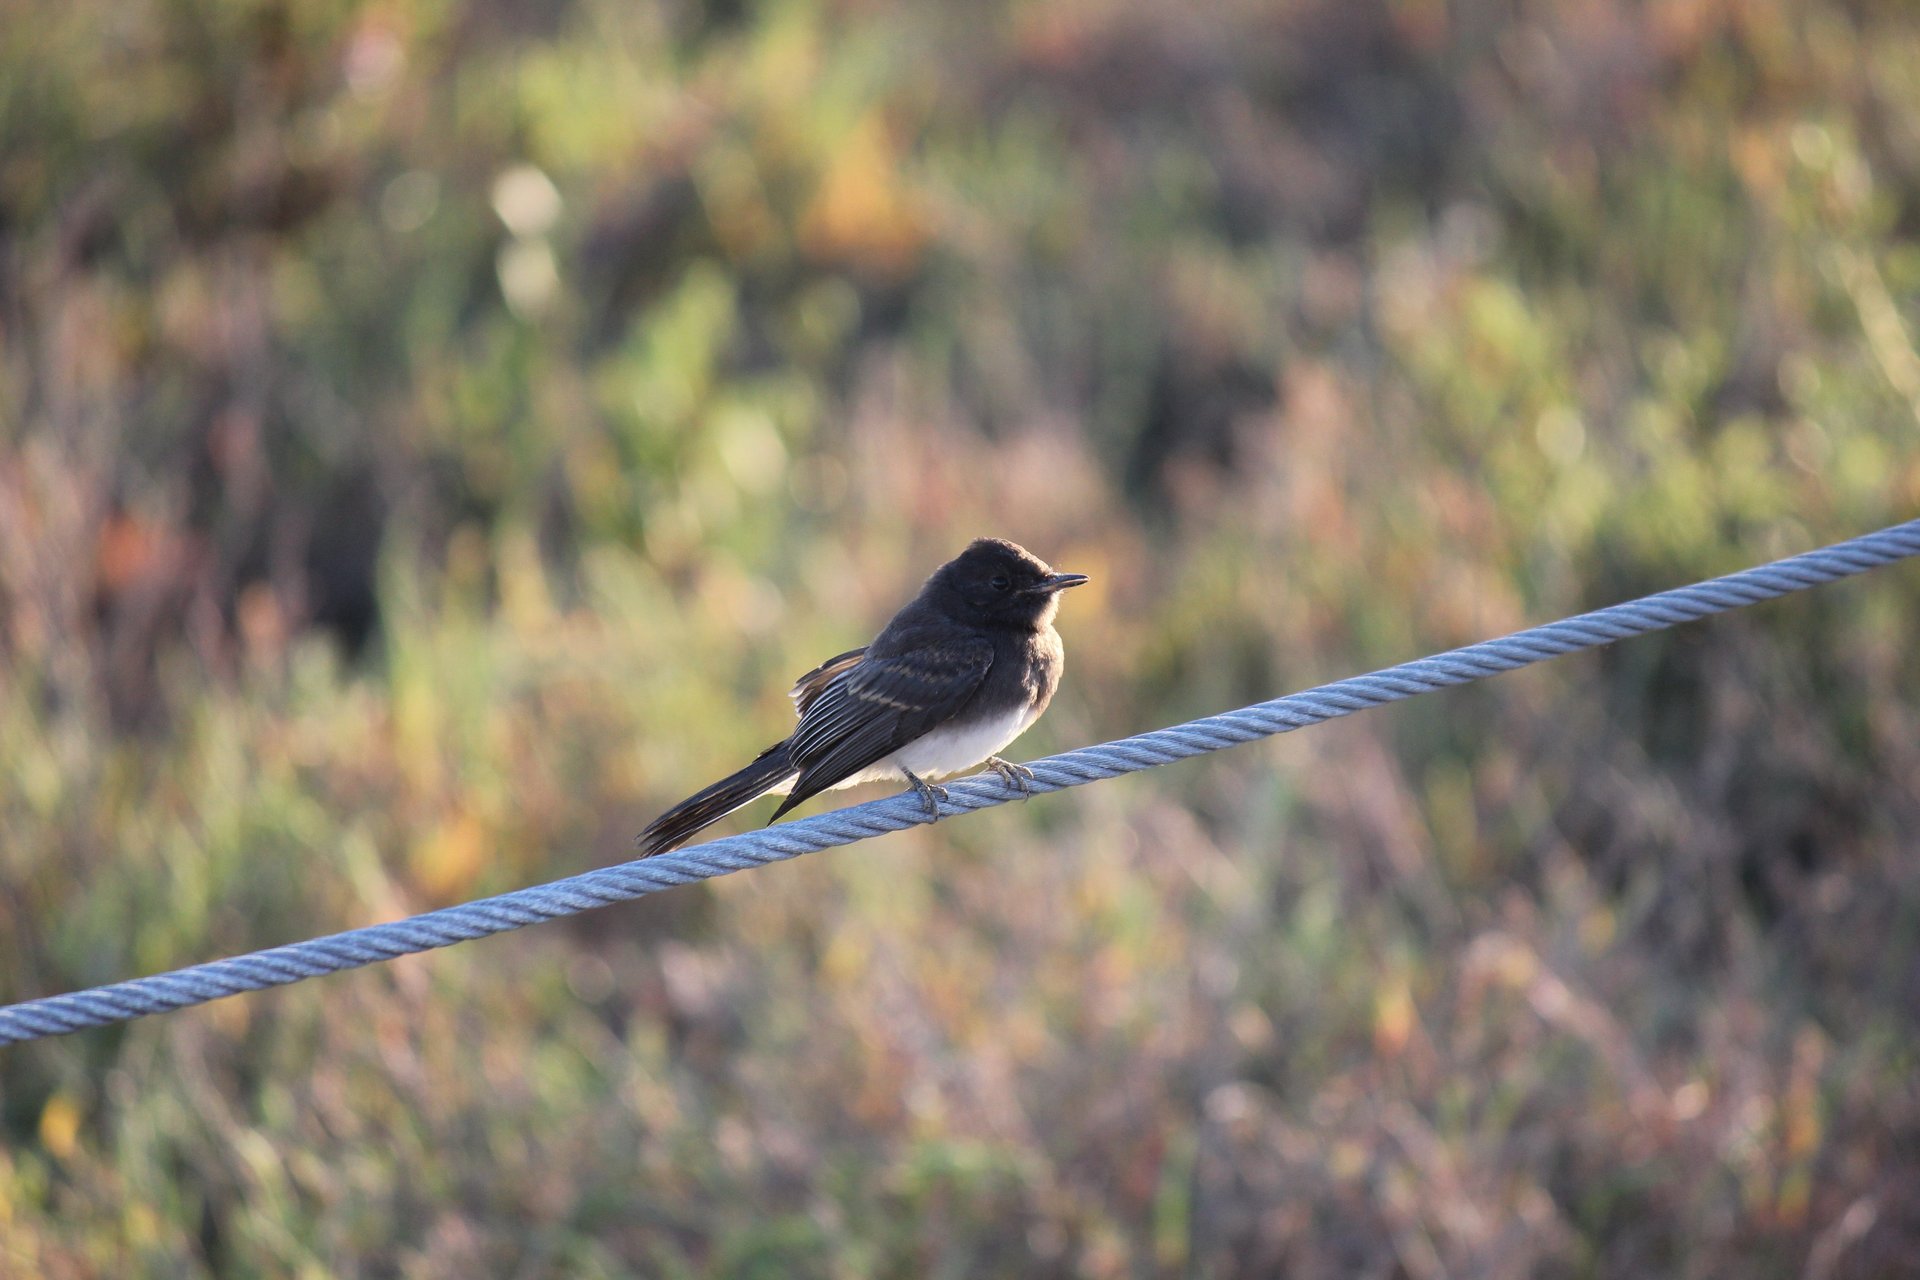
[638,538,1088,855]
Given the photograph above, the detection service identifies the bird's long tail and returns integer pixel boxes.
[638,741,797,856]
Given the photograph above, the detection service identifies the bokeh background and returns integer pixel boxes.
[4,0,1920,1274]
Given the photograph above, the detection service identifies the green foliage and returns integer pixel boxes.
[3,0,1920,1275]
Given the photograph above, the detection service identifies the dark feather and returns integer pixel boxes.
[788,646,866,716]
[771,637,994,820]
[637,741,795,856]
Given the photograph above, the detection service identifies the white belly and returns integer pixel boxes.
[828,703,1038,790]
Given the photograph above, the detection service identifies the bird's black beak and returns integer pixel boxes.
[1029,572,1090,595]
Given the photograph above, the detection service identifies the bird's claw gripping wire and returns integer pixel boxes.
[902,770,949,819]
[983,756,1035,798]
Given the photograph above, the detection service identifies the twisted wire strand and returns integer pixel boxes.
[4,520,1916,1046]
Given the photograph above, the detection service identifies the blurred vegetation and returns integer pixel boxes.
[3,0,1920,1274]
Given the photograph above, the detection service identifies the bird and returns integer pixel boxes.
[637,538,1088,856]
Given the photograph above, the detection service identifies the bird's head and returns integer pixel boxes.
[925,538,1088,629]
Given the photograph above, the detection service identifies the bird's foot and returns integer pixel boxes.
[983,756,1035,798]
[902,770,949,820]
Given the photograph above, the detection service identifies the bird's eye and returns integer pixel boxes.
[990,574,1011,592]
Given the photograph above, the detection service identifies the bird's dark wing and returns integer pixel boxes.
[788,647,867,718]
[772,637,993,819]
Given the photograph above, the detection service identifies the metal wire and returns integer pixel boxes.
[3,519,1916,1046]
